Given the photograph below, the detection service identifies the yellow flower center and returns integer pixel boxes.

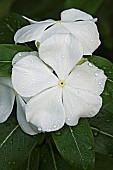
[58,80,65,87]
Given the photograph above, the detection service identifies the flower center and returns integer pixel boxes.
[58,80,65,87]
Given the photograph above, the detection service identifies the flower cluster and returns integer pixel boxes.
[0,9,107,135]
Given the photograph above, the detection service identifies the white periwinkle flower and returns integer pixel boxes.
[0,77,37,135]
[14,8,100,55]
[12,34,107,133]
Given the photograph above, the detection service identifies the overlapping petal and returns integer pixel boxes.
[14,20,55,43]
[62,21,100,55]
[66,61,107,95]
[61,8,93,22]
[63,86,102,126]
[26,87,65,132]
[0,77,15,123]
[16,96,37,135]
[39,33,83,79]
[14,8,100,55]
[12,52,58,97]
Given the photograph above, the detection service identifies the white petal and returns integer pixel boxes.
[26,87,65,132]
[0,77,15,123]
[12,51,37,65]
[23,16,55,24]
[16,96,37,135]
[66,61,107,95]
[61,8,93,22]
[62,21,100,55]
[14,20,54,43]
[39,33,83,80]
[37,23,69,43]
[12,53,58,97]
[63,86,102,126]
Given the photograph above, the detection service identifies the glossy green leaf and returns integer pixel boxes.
[52,119,95,170]
[39,138,74,170]
[89,55,113,157]
[64,0,104,15]
[0,13,29,44]
[0,112,44,170]
[0,44,32,76]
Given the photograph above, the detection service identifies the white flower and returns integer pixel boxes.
[0,77,37,135]
[14,8,100,55]
[12,34,107,133]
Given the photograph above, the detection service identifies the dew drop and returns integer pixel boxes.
[105,119,110,123]
[88,63,93,67]
[38,127,42,131]
[18,147,23,151]
[94,72,99,77]
[77,74,79,77]
[55,131,61,136]
[62,55,65,58]
[53,125,57,128]
[103,66,106,70]
[90,39,93,42]
[18,53,22,56]
[93,131,98,137]
[71,104,74,107]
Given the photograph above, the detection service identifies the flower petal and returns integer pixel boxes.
[61,8,93,22]
[37,23,69,43]
[23,16,55,24]
[26,87,65,132]
[12,51,38,65]
[14,20,54,43]
[0,77,15,123]
[39,33,83,80]
[63,86,102,126]
[16,96,38,135]
[12,52,58,97]
[66,61,107,95]
[62,21,100,55]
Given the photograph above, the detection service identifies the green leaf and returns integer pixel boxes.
[52,119,95,170]
[0,13,29,44]
[0,44,32,76]
[0,112,44,170]
[89,55,113,157]
[39,137,74,170]
[25,134,45,170]
[89,55,113,81]
[64,0,104,15]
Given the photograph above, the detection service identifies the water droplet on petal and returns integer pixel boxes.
[53,125,57,128]
[95,72,99,77]
[62,55,65,58]
[77,74,79,77]
[18,53,22,56]
[38,127,42,131]
[88,63,93,67]
[91,39,93,42]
